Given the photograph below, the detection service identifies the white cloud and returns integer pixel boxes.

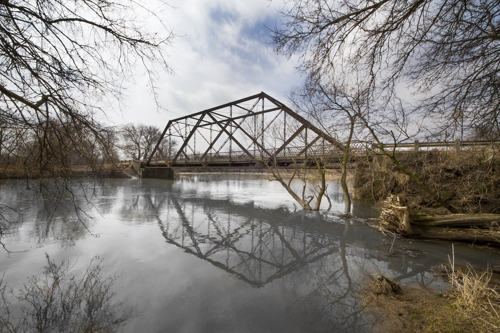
[117,0,302,128]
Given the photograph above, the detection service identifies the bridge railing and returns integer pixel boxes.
[158,140,499,165]
[376,139,500,151]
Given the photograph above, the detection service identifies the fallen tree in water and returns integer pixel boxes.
[379,195,500,246]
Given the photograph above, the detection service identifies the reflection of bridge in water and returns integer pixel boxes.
[134,180,443,288]
[158,196,339,287]
[119,176,453,331]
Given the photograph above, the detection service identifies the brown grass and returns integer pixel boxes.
[444,264,500,332]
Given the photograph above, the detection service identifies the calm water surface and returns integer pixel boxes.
[0,174,499,332]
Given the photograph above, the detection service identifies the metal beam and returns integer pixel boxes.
[267,125,305,162]
[197,107,281,128]
[171,114,206,165]
[199,120,230,161]
[261,93,344,151]
[296,135,321,157]
[166,92,265,124]
[146,120,172,166]
[230,120,272,158]
[147,92,343,167]
[208,114,256,162]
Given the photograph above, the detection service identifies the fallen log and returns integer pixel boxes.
[379,196,500,246]
[412,214,500,228]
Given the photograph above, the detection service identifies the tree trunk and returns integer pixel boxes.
[267,159,313,210]
[381,201,500,245]
[341,118,355,214]
[314,159,327,211]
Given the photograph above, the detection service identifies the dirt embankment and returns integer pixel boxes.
[354,148,500,215]
[364,270,500,333]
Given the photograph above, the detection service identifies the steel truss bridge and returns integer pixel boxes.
[145,92,344,168]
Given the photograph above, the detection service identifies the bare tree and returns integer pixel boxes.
[0,118,119,178]
[273,0,500,139]
[0,0,173,176]
[120,124,176,161]
[272,0,484,213]
[0,1,173,238]
[121,124,159,161]
[0,254,133,331]
[295,74,461,213]
[289,75,365,214]
[243,116,333,211]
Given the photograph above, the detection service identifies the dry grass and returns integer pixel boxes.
[417,259,500,333]
[441,263,500,332]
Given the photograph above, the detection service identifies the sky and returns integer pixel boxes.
[110,0,302,128]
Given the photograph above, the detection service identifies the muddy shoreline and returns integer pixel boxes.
[364,273,500,333]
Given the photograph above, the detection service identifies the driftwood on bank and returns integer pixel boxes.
[379,195,413,235]
[379,196,500,246]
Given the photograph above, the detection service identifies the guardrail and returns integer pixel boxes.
[148,140,499,165]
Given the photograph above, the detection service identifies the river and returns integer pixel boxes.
[0,174,498,332]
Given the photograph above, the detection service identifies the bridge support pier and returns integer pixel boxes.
[140,167,175,180]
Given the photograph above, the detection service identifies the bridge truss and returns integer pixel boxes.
[146,92,344,168]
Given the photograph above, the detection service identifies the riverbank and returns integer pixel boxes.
[364,267,500,332]
[354,149,500,215]
[0,162,131,179]
[353,149,500,246]
[173,165,348,180]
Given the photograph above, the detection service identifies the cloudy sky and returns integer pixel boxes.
[112,0,302,127]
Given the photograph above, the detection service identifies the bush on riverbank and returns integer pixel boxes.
[355,147,500,215]
[0,255,133,332]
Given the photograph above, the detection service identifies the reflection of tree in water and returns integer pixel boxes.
[0,180,97,248]
[127,186,445,332]
[283,222,363,332]
[277,220,444,332]
[116,182,171,224]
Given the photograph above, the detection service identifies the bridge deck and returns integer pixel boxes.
[147,152,351,168]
